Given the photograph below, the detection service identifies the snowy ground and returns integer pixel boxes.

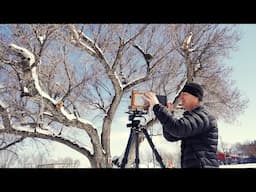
[219,163,256,168]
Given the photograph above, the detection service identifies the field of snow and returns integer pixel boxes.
[220,163,256,168]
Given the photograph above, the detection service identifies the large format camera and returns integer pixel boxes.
[129,90,167,114]
[121,89,167,168]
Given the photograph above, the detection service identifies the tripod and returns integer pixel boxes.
[120,111,165,168]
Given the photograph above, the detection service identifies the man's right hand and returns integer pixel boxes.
[143,92,159,107]
[167,102,174,112]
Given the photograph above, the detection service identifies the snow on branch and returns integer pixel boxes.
[43,111,53,117]
[123,75,149,91]
[1,98,92,153]
[1,124,93,154]
[71,25,103,56]
[67,25,110,72]
[9,43,56,103]
[68,25,97,55]
[0,98,8,109]
[68,25,125,93]
[8,43,97,130]
[9,44,76,121]
[9,44,35,66]
[79,32,104,58]
[181,32,194,53]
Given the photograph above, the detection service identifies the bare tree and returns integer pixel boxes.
[0,24,248,167]
[237,140,256,157]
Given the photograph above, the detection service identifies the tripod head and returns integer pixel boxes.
[127,110,147,120]
[126,110,147,129]
[127,119,140,128]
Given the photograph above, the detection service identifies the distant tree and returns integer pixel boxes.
[246,144,256,157]
[0,24,248,167]
[226,140,256,158]
[240,140,256,157]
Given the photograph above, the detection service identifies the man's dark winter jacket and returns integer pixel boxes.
[153,104,219,168]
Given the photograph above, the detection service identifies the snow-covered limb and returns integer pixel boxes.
[77,117,94,128]
[8,44,97,130]
[181,32,193,51]
[9,44,35,66]
[68,25,111,71]
[43,111,53,116]
[16,124,52,135]
[7,43,102,160]
[16,123,60,136]
[113,71,123,89]
[0,98,8,109]
[123,75,149,90]
[68,25,96,55]
[78,40,97,55]
[23,87,29,93]
[68,23,126,124]
[31,67,57,103]
[79,33,104,57]
[69,24,103,56]
[5,124,93,154]
[9,43,56,101]
[38,34,46,45]
[60,107,76,121]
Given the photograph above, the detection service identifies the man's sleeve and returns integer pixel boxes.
[153,104,181,141]
[153,104,210,138]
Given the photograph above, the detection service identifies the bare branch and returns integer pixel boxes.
[0,137,25,151]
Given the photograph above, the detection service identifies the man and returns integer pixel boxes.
[144,82,219,168]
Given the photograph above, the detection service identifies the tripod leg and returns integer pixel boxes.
[142,128,165,168]
[120,128,134,168]
[134,129,140,168]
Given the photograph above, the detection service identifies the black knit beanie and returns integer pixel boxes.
[181,82,204,101]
